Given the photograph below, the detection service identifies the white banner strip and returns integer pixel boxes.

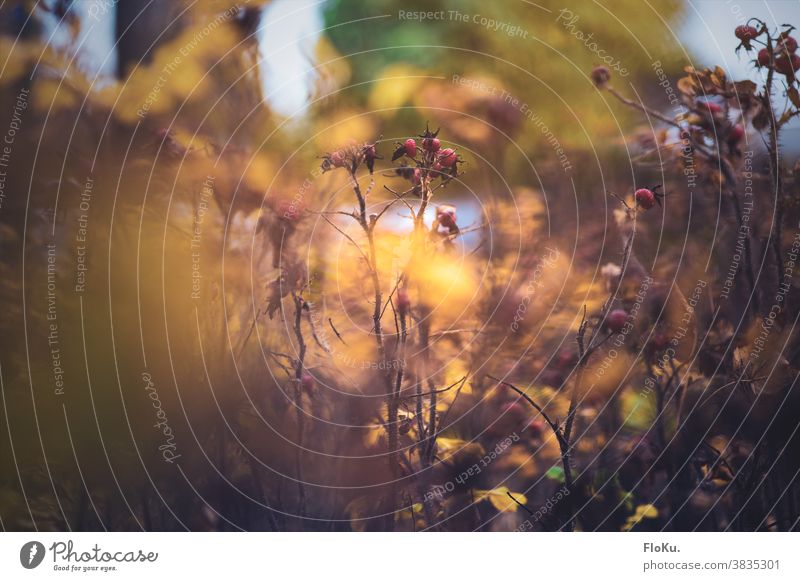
[1,532,798,579]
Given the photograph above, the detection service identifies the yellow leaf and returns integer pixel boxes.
[362,424,383,449]
[435,436,484,463]
[475,487,527,512]
[623,503,659,530]
[436,436,465,454]
[677,76,696,96]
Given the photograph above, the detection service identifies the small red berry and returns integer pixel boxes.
[501,401,525,417]
[778,34,798,55]
[422,137,441,152]
[734,25,758,42]
[527,418,545,436]
[651,333,669,350]
[702,101,723,116]
[404,138,417,158]
[329,150,346,168]
[728,124,745,143]
[301,372,314,391]
[438,148,458,167]
[635,188,656,210]
[757,48,771,67]
[606,309,628,333]
[436,204,457,229]
[276,199,304,221]
[775,53,800,76]
[556,349,577,369]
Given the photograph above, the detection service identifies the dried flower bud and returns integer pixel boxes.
[591,65,611,88]
[362,142,381,174]
[436,204,457,229]
[321,150,347,172]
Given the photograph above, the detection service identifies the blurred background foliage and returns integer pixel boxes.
[1,0,798,532]
[324,0,684,143]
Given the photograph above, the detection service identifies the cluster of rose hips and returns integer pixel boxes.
[684,100,744,147]
[321,127,462,190]
[392,126,461,188]
[736,23,798,82]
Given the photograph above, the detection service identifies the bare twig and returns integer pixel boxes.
[487,375,565,447]
[506,491,535,515]
[319,213,372,268]
[403,375,467,399]
[328,318,347,345]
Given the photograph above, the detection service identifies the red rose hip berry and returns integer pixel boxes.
[728,124,745,143]
[778,34,798,55]
[606,309,628,333]
[702,101,723,116]
[635,188,656,209]
[438,148,458,167]
[734,25,758,41]
[775,54,800,76]
[329,150,346,168]
[422,137,441,152]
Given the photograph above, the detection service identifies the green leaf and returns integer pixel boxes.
[546,465,565,483]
